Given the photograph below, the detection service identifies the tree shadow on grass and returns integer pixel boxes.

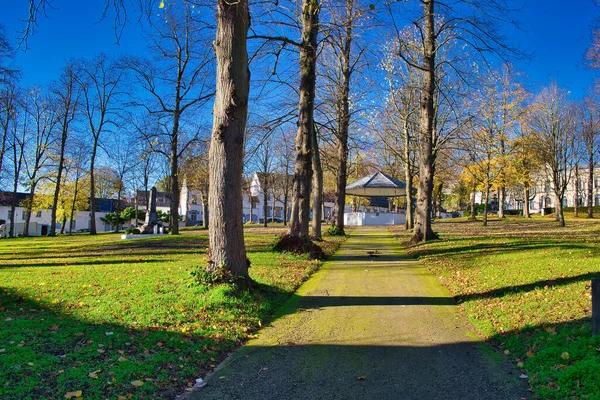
[456,271,600,303]
[0,287,231,400]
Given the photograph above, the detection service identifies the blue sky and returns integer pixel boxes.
[2,0,600,98]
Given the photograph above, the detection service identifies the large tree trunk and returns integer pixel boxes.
[555,192,565,227]
[311,125,323,239]
[23,190,36,237]
[404,121,414,230]
[483,185,489,226]
[523,185,531,218]
[470,191,477,221]
[288,0,319,239]
[332,0,353,236]
[89,142,98,235]
[207,0,250,278]
[283,190,289,226]
[202,189,209,229]
[170,116,180,235]
[263,190,268,227]
[50,128,68,236]
[498,187,505,218]
[588,156,594,218]
[574,163,579,218]
[412,0,436,242]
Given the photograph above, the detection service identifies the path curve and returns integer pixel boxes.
[190,227,529,400]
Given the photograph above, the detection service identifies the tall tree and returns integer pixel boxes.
[22,87,57,236]
[126,1,214,234]
[48,63,79,236]
[288,0,320,240]
[75,54,125,235]
[207,0,250,279]
[581,96,599,218]
[527,84,577,227]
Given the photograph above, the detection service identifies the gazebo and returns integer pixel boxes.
[345,171,408,226]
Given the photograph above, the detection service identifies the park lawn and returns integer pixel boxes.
[0,227,346,399]
[394,216,600,399]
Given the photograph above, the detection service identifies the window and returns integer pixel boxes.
[544,197,552,208]
[99,199,113,212]
[22,211,29,221]
[596,195,600,207]
[36,211,42,218]
[190,210,199,221]
[595,178,600,188]
[544,181,551,192]
[578,196,584,207]
[191,196,198,205]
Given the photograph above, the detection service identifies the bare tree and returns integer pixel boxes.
[75,54,126,235]
[7,94,27,238]
[288,0,320,240]
[48,62,79,236]
[527,84,577,227]
[22,87,58,236]
[125,1,214,234]
[581,96,599,218]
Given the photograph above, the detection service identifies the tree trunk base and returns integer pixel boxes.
[273,233,324,259]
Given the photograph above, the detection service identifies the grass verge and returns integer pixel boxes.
[0,227,346,399]
[394,217,600,399]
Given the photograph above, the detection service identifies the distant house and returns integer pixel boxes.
[0,191,132,237]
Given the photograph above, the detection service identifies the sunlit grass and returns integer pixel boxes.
[394,217,600,399]
[0,228,346,399]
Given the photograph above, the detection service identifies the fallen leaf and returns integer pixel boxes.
[65,391,82,398]
[118,356,128,362]
[131,380,144,387]
[561,352,570,360]
[357,376,366,380]
[517,362,524,368]
[504,349,510,355]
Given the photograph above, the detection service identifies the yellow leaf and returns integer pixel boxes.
[157,342,163,347]
[503,349,510,355]
[526,350,534,358]
[159,1,165,8]
[131,380,144,387]
[65,391,82,399]
[517,362,524,368]
[561,352,570,360]
[118,356,128,362]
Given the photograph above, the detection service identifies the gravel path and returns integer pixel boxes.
[189,227,529,400]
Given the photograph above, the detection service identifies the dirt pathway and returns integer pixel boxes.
[190,227,528,400]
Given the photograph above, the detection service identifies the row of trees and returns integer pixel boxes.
[9,0,599,281]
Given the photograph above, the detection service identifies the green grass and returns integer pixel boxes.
[0,227,346,399]
[394,217,600,399]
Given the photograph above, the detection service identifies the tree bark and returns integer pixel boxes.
[170,139,180,234]
[523,185,531,218]
[89,139,98,235]
[412,0,436,242]
[404,120,414,230]
[589,156,594,218]
[483,185,489,226]
[207,0,250,278]
[50,129,68,236]
[555,192,565,227]
[23,190,35,237]
[332,0,353,236]
[311,124,323,239]
[288,0,319,239]
[574,162,579,218]
[470,191,477,221]
[263,189,268,227]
